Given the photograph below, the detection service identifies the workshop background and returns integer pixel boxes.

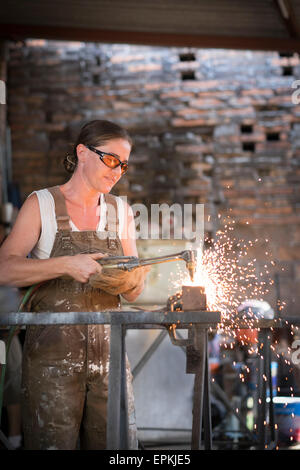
[0,41,300,317]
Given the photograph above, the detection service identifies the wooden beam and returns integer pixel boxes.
[1,23,300,52]
[273,0,300,39]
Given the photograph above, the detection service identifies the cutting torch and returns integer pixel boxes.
[98,249,197,282]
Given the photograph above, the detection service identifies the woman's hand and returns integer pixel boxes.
[64,252,105,283]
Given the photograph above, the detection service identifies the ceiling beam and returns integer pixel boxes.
[1,23,300,52]
[273,0,300,39]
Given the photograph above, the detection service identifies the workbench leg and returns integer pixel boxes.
[257,329,267,449]
[266,332,276,448]
[107,323,128,450]
[191,329,206,450]
[120,327,129,449]
[203,332,212,450]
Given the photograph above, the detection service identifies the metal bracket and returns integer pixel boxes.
[166,324,193,347]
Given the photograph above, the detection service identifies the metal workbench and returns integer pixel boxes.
[0,312,285,450]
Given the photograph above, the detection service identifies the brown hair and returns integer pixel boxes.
[64,120,132,173]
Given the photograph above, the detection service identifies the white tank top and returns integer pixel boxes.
[30,189,125,260]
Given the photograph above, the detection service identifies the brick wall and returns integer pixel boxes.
[7,40,300,316]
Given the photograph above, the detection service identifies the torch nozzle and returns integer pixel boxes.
[185,250,197,282]
[187,263,195,282]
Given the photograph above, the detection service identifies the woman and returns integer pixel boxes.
[0,120,144,449]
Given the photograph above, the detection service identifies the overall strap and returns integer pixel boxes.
[47,186,72,232]
[104,193,119,236]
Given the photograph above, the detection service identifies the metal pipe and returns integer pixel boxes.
[0,310,220,326]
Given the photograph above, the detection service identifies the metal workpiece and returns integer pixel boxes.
[182,285,207,311]
[167,284,207,313]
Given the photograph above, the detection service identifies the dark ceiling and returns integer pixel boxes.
[0,0,300,51]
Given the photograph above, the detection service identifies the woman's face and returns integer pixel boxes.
[77,138,131,193]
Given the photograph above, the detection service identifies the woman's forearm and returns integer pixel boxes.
[0,255,68,287]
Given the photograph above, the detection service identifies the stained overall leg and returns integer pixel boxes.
[22,359,86,450]
[81,325,137,450]
[21,324,87,450]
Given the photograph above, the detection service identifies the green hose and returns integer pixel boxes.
[0,284,41,427]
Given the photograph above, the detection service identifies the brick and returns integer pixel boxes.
[236,179,257,188]
[190,162,213,172]
[256,141,290,152]
[238,216,300,225]
[197,90,235,99]
[23,95,47,106]
[181,188,209,197]
[227,197,258,207]
[144,82,174,90]
[160,91,194,99]
[215,135,240,144]
[218,107,255,117]
[81,94,116,102]
[183,178,211,188]
[278,246,300,261]
[171,62,199,71]
[219,179,235,188]
[182,80,240,91]
[256,206,293,215]
[214,124,239,138]
[171,118,218,127]
[295,264,300,280]
[257,186,294,195]
[51,112,83,122]
[272,56,300,67]
[228,208,255,217]
[225,189,259,198]
[189,98,225,109]
[268,96,295,107]
[256,124,291,133]
[175,144,213,153]
[111,54,145,64]
[128,64,162,73]
[228,97,253,107]
[240,133,265,142]
[242,89,274,98]
[176,108,208,117]
[112,101,144,110]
